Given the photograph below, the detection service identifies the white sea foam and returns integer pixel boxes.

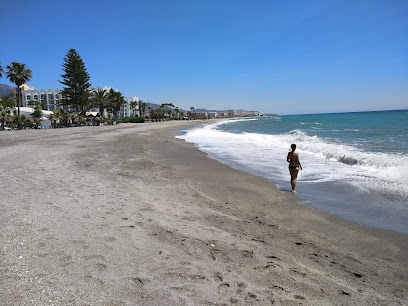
[177,121,408,197]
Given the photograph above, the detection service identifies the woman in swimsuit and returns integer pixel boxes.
[287,143,302,193]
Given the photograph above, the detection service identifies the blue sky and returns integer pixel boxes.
[1,0,407,114]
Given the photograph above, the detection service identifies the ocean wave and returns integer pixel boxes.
[177,122,408,196]
[223,118,257,123]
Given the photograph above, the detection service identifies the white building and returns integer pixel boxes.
[9,106,53,127]
[20,85,141,118]
[119,96,142,118]
[95,86,141,118]
[9,106,53,118]
[20,86,68,111]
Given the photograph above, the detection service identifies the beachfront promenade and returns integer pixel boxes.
[1,121,407,305]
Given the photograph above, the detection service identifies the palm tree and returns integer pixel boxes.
[141,102,147,117]
[189,107,195,120]
[91,88,109,117]
[24,117,32,128]
[138,100,146,117]
[130,100,138,117]
[59,109,72,127]
[159,104,166,121]
[0,93,14,130]
[161,103,169,120]
[0,111,11,130]
[147,106,152,121]
[166,108,172,120]
[149,108,156,122]
[0,61,4,78]
[6,62,32,129]
[108,89,125,120]
[138,102,145,117]
[49,110,59,128]
[168,103,175,120]
[22,115,29,128]
[51,108,71,127]
[31,107,43,128]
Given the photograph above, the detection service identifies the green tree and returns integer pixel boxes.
[130,100,139,117]
[59,109,72,127]
[141,102,147,117]
[91,88,109,117]
[168,103,175,120]
[59,49,92,112]
[0,93,15,110]
[0,61,4,78]
[30,102,43,128]
[0,94,15,130]
[147,107,152,120]
[27,100,45,109]
[51,108,71,127]
[108,89,125,119]
[24,117,32,128]
[77,116,86,126]
[189,106,196,119]
[0,111,11,130]
[137,99,143,117]
[49,111,59,128]
[150,108,158,122]
[6,62,32,129]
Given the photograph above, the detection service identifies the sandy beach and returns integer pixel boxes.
[1,121,407,306]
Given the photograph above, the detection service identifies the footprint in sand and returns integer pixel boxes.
[240,250,254,258]
[218,282,230,294]
[84,274,104,287]
[290,268,307,277]
[266,255,280,260]
[214,272,223,282]
[84,255,105,261]
[95,263,108,272]
[128,276,145,287]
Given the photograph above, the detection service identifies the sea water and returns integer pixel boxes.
[177,110,408,234]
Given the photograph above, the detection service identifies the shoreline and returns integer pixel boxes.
[1,121,407,305]
[178,116,408,235]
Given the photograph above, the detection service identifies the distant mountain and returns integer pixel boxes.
[0,84,13,97]
[144,103,259,114]
[194,108,257,113]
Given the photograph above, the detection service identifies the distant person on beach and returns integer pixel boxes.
[287,143,302,193]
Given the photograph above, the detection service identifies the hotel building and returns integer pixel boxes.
[20,85,140,118]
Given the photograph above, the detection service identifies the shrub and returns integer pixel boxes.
[128,116,145,123]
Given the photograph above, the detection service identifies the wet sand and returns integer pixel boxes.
[1,121,407,305]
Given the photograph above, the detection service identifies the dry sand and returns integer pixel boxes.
[0,121,407,306]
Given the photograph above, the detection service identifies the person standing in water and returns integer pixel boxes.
[287,143,302,193]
